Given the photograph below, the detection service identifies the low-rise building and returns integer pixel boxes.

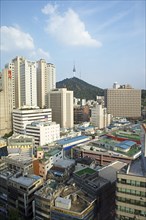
[13,107,52,134]
[7,174,43,219]
[7,134,34,157]
[26,121,60,149]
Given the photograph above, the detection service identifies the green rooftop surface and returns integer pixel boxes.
[37,147,43,151]
[45,148,61,157]
[75,167,96,176]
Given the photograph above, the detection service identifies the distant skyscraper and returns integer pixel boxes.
[20,60,37,107]
[48,88,74,128]
[104,83,141,118]
[5,56,25,108]
[0,69,13,136]
[37,59,56,108]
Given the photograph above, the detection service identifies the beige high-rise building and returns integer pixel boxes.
[37,59,56,108]
[91,103,112,129]
[5,56,25,108]
[48,88,74,128]
[104,83,141,118]
[0,69,13,136]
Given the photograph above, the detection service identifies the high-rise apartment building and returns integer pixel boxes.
[13,107,52,134]
[0,69,13,136]
[5,56,25,108]
[37,59,56,108]
[20,60,37,107]
[48,88,74,128]
[91,103,111,129]
[104,83,141,118]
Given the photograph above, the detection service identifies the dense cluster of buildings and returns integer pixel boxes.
[0,56,145,220]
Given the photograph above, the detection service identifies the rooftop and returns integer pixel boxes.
[75,167,96,177]
[99,161,127,183]
[9,174,42,187]
[56,135,90,146]
[45,148,61,157]
[53,159,75,168]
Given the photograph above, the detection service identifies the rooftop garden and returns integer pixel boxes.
[75,167,96,176]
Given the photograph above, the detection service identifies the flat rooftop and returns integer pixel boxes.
[54,159,75,168]
[56,135,89,146]
[99,161,127,183]
[9,174,42,187]
[75,167,96,177]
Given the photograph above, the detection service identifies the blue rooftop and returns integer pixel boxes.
[56,135,89,146]
[116,140,136,149]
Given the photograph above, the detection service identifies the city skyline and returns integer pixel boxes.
[1,0,145,89]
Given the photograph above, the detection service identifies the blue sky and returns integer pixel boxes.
[1,0,145,89]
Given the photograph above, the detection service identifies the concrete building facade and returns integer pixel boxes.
[91,103,111,129]
[0,69,13,136]
[20,60,37,107]
[104,84,141,118]
[13,107,52,134]
[37,59,56,108]
[7,134,35,157]
[26,121,60,147]
[48,88,74,128]
[5,56,25,108]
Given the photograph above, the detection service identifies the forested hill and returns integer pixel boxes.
[56,77,104,100]
[56,77,146,103]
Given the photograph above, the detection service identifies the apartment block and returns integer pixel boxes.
[20,60,37,107]
[37,59,56,108]
[104,83,141,118]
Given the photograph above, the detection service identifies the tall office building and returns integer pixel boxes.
[37,59,56,108]
[20,60,37,107]
[5,56,25,108]
[48,88,74,128]
[104,83,141,118]
[0,69,13,136]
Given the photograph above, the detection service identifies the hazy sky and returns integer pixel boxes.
[1,0,145,89]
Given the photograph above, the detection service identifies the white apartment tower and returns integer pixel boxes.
[0,69,13,136]
[91,103,111,129]
[5,56,25,108]
[48,88,74,128]
[20,60,37,107]
[37,59,56,108]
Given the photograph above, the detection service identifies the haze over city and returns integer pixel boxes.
[1,0,145,89]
